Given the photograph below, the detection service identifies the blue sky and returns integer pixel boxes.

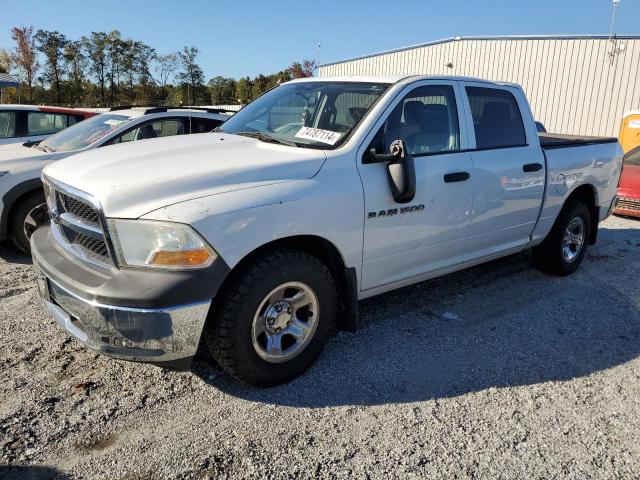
[1,0,638,80]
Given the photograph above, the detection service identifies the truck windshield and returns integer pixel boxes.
[37,113,134,152]
[218,81,390,149]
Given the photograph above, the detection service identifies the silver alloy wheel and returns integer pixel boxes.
[562,216,585,263]
[251,281,320,363]
[23,203,50,240]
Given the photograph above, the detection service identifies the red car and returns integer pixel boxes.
[615,146,640,218]
[0,105,97,147]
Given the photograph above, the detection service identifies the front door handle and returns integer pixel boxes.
[523,163,543,172]
[444,172,470,183]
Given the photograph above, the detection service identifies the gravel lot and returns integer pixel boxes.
[1,215,639,479]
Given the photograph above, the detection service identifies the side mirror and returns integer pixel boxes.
[365,139,416,204]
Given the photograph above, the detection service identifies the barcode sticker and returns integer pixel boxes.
[295,127,342,145]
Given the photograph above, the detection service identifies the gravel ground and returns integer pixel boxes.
[1,215,639,479]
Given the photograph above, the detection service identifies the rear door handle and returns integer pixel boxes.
[523,163,543,172]
[444,172,470,183]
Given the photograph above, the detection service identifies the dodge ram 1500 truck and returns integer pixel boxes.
[31,76,623,387]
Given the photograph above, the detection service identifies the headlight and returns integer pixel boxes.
[109,219,217,270]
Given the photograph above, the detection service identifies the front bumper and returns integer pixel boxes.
[37,274,210,366]
[30,226,226,368]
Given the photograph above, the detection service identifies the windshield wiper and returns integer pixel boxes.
[38,145,56,153]
[233,131,299,147]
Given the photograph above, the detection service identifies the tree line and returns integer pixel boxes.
[0,26,315,107]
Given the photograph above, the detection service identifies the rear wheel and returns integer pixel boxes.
[10,191,48,254]
[533,199,591,276]
[205,249,337,387]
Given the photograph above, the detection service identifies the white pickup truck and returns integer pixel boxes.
[31,76,623,387]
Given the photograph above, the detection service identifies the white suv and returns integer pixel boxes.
[0,107,231,251]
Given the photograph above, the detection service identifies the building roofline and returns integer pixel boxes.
[318,34,640,68]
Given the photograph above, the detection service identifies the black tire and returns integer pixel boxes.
[533,199,592,276]
[205,249,337,387]
[10,191,48,254]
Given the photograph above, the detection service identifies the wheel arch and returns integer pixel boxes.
[0,179,43,241]
[562,183,599,245]
[216,234,360,332]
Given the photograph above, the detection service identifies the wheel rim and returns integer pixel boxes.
[251,281,319,363]
[23,203,50,240]
[562,216,585,263]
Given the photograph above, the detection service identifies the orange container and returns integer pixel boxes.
[619,111,640,153]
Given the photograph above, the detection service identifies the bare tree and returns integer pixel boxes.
[10,26,39,101]
[153,52,179,104]
[288,59,316,79]
[0,48,10,73]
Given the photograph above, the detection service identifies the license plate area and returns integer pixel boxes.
[34,268,51,302]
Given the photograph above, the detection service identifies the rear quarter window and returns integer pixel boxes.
[624,147,640,166]
[466,87,527,149]
[27,112,68,136]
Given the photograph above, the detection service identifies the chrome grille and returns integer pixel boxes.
[75,232,110,261]
[617,197,640,212]
[58,193,100,224]
[45,178,114,268]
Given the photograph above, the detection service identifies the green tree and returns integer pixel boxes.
[208,76,237,104]
[83,32,108,105]
[63,40,87,106]
[106,30,124,105]
[235,77,252,103]
[178,46,205,105]
[35,30,69,105]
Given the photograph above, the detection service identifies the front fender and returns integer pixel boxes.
[142,174,364,275]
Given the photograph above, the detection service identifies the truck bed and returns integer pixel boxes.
[539,133,618,149]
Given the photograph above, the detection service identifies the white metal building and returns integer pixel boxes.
[318,35,640,137]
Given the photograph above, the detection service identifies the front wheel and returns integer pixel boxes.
[533,199,591,276]
[205,250,337,387]
[10,191,49,254]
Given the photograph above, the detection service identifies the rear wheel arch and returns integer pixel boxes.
[562,184,599,245]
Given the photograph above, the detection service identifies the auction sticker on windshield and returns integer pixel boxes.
[295,127,342,145]
[105,119,126,126]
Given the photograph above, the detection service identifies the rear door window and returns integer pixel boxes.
[466,87,527,149]
[27,112,68,136]
[108,118,187,145]
[0,111,17,138]
[189,117,223,133]
[68,114,86,127]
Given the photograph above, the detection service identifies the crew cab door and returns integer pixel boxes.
[357,81,473,292]
[459,82,545,261]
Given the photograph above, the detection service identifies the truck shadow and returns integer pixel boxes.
[198,224,640,407]
[0,241,31,265]
[0,465,66,480]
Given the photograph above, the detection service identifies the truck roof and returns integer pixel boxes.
[289,75,507,86]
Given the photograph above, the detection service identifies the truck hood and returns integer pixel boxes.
[44,133,327,218]
[0,144,51,165]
